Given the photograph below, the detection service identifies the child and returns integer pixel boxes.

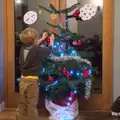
[16,27,54,120]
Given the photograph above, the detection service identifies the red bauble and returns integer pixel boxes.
[73,41,77,45]
[75,10,80,15]
[82,70,89,78]
[77,41,82,45]
[48,76,53,82]
[62,68,67,74]
[73,13,78,17]
[66,73,70,79]
[70,93,74,97]
[46,37,50,43]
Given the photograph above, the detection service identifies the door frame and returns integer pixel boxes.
[3,0,114,110]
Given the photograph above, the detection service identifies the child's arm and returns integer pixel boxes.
[49,33,54,46]
[38,34,54,59]
[37,32,48,45]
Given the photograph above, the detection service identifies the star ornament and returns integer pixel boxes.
[23,11,38,25]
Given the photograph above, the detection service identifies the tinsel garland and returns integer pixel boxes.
[49,55,91,66]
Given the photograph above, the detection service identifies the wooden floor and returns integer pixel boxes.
[0,109,120,120]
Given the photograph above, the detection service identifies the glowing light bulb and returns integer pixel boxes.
[68,97,72,101]
[70,70,73,74]
[67,102,70,106]
[45,88,48,91]
[73,90,77,94]
[53,45,57,48]
[89,69,92,75]
[72,50,75,54]
[77,72,80,76]
[60,53,64,56]
[42,68,45,72]
[56,42,59,45]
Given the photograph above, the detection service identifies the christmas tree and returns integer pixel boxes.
[38,3,98,105]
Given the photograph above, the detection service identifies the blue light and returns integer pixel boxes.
[56,42,59,45]
[42,68,45,72]
[60,45,63,47]
[89,69,92,75]
[73,90,77,94]
[53,81,58,85]
[60,53,64,56]
[76,72,80,76]
[45,88,48,91]
[72,50,75,54]
[70,50,77,56]
[70,70,73,74]
[53,45,57,48]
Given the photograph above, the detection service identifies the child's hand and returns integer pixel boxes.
[49,33,54,46]
[37,32,48,45]
[41,32,48,40]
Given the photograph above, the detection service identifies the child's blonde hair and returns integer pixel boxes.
[20,27,38,46]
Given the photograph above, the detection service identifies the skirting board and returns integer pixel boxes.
[0,102,5,112]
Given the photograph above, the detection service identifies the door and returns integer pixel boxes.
[3,0,113,110]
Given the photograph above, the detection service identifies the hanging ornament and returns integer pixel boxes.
[73,10,80,17]
[79,4,97,21]
[62,68,67,74]
[66,73,71,79]
[77,41,82,45]
[45,37,50,45]
[23,11,38,25]
[48,76,53,82]
[75,10,80,15]
[50,13,57,20]
[73,41,82,46]
[73,41,77,45]
[82,70,89,78]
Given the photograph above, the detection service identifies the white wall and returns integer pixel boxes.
[113,0,120,101]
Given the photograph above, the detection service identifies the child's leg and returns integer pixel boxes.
[26,80,39,120]
[16,80,28,120]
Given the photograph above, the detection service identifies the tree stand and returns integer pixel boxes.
[45,96,79,120]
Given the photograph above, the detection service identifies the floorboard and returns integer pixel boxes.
[0,109,119,120]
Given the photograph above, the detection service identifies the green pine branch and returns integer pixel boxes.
[38,3,80,15]
[60,3,80,13]
[49,4,58,13]
[38,5,53,13]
